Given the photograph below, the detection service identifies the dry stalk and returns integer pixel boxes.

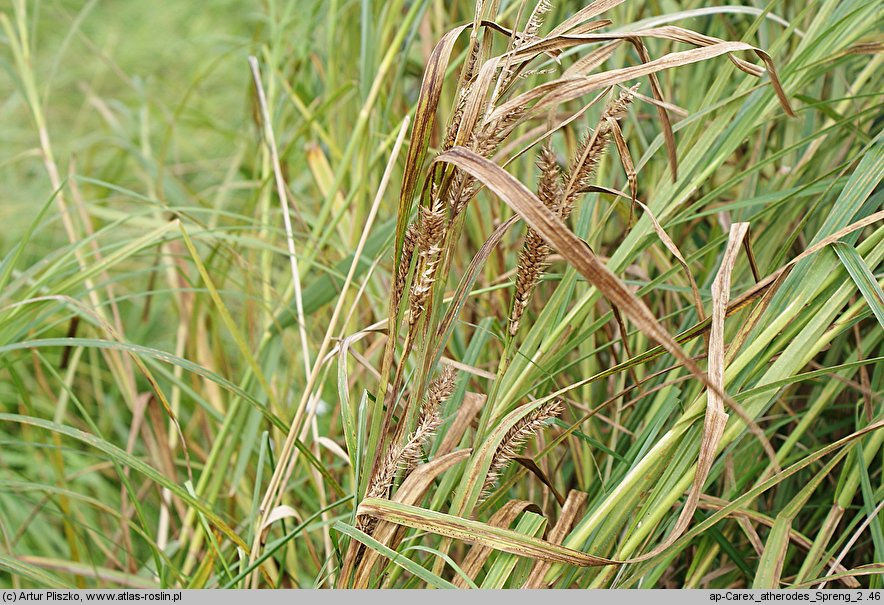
[481,399,563,499]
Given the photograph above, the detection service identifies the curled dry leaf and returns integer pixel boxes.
[434,146,730,404]
[316,437,349,465]
[259,505,303,543]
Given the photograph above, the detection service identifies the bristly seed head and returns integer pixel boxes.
[358,367,457,534]
[422,366,457,425]
[443,85,472,151]
[561,84,638,216]
[417,196,446,253]
[407,193,447,325]
[405,366,456,470]
[523,0,553,42]
[391,222,419,317]
[536,144,562,212]
[508,86,638,337]
[509,144,560,336]
[510,230,551,336]
[447,106,526,217]
[480,399,563,500]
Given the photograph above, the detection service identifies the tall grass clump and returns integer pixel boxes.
[1,0,882,590]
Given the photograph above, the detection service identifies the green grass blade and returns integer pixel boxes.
[832,241,884,329]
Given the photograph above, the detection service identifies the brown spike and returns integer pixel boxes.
[509,145,560,336]
[480,399,563,499]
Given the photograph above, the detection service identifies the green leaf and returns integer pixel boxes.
[832,241,884,329]
[481,511,547,588]
[0,554,75,588]
[332,521,457,589]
